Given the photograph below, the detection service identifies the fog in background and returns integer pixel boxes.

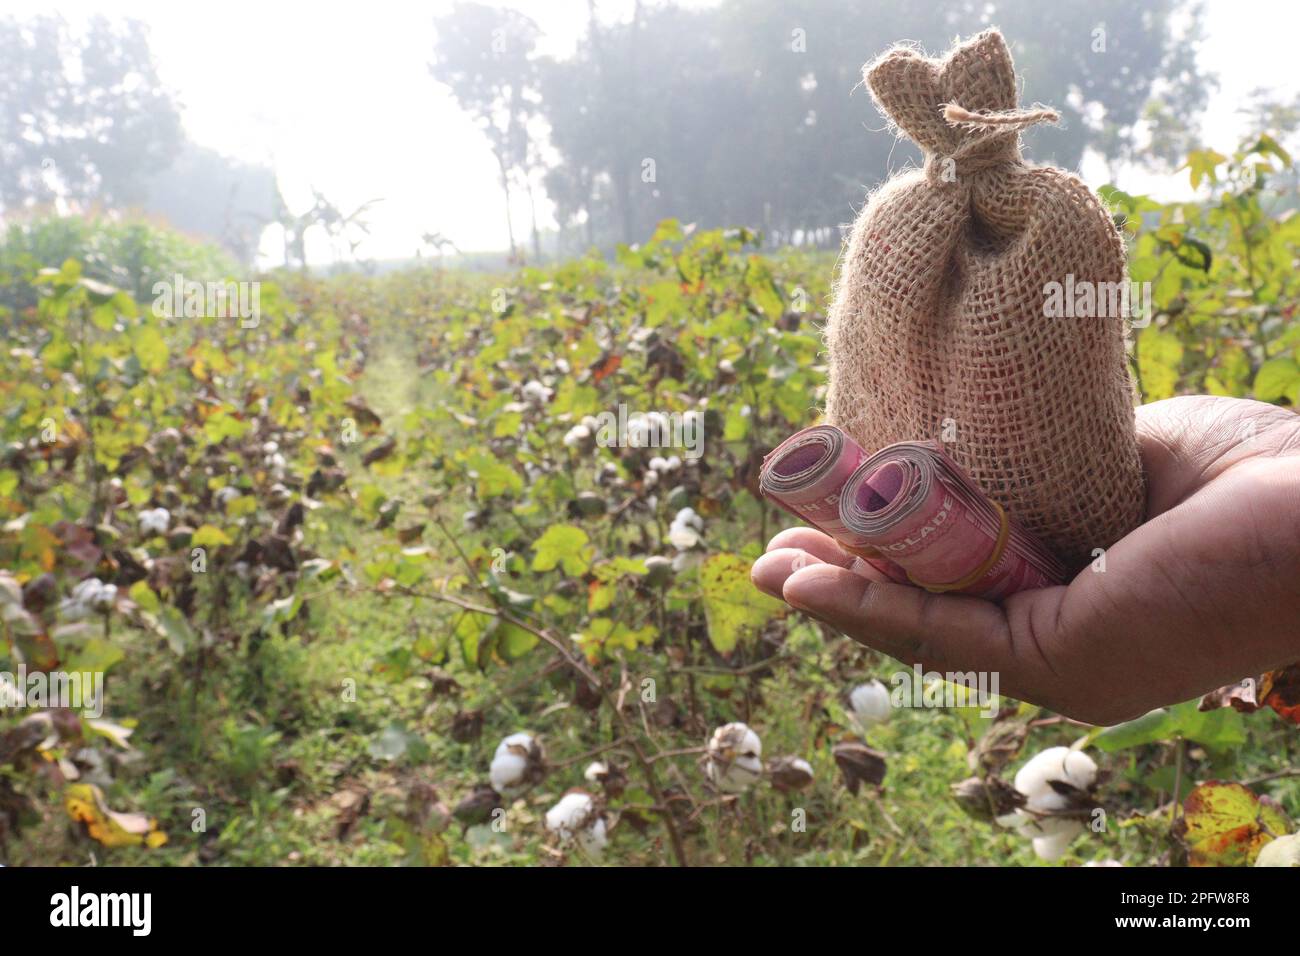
[3,0,1299,268]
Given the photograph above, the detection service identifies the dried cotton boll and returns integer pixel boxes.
[138,507,171,536]
[849,679,892,728]
[544,790,607,857]
[1256,833,1300,867]
[489,732,545,796]
[768,756,815,793]
[704,723,763,793]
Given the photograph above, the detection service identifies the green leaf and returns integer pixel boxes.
[699,552,781,654]
[131,324,169,375]
[531,523,592,576]
[1253,357,1300,404]
[63,638,125,675]
[191,524,233,548]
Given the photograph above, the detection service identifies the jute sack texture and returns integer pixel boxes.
[824,29,1145,573]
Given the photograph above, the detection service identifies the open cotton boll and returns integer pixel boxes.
[849,680,892,728]
[138,507,171,536]
[215,486,242,507]
[1256,833,1300,867]
[583,762,608,784]
[704,722,763,793]
[544,790,607,856]
[66,578,117,615]
[1031,827,1080,863]
[489,732,544,796]
[1013,746,1097,800]
[563,424,592,449]
[521,380,553,405]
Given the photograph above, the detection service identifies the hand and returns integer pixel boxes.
[751,396,1300,725]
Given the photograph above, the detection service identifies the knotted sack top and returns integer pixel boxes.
[865,30,1059,184]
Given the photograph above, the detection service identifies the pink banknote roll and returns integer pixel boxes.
[759,426,1065,600]
[758,425,910,584]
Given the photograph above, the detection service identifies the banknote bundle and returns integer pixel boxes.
[760,425,1065,601]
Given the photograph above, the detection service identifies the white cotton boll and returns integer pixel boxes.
[261,440,279,455]
[138,507,171,536]
[583,762,608,784]
[704,722,763,794]
[1013,746,1097,801]
[555,358,571,374]
[1031,827,1080,862]
[663,455,682,472]
[489,751,528,794]
[68,578,115,614]
[643,469,659,489]
[266,453,287,470]
[849,680,892,728]
[522,380,553,405]
[71,578,106,605]
[563,424,592,449]
[673,507,703,530]
[490,732,543,796]
[1256,833,1300,867]
[668,522,699,550]
[648,456,668,473]
[1084,859,1125,867]
[215,486,241,507]
[671,550,703,573]
[544,790,607,856]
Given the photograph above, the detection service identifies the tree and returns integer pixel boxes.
[0,15,182,214]
[525,0,1213,252]
[431,3,541,260]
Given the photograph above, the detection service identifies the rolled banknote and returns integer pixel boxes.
[758,425,911,584]
[760,425,1065,600]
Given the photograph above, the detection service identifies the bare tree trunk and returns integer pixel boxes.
[525,174,542,262]
[496,150,516,258]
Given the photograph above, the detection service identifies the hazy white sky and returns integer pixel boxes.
[21,0,1300,263]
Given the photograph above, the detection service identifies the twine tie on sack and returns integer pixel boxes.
[924,103,1061,185]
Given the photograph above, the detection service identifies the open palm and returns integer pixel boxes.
[751,396,1300,725]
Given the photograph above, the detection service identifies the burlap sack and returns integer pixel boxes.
[824,29,1145,574]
